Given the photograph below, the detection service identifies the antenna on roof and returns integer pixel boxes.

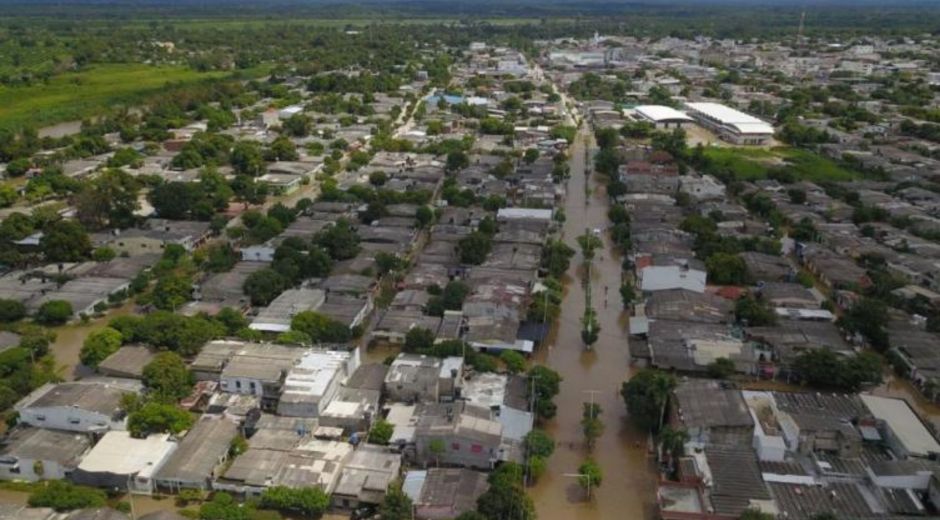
[797,9,806,47]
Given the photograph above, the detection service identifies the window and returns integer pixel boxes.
[68,418,80,425]
[235,381,242,390]
[249,382,256,393]
[471,444,483,454]
[9,466,19,474]
[451,443,461,451]
[35,415,45,421]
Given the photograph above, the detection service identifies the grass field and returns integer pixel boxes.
[703,146,862,183]
[0,64,230,132]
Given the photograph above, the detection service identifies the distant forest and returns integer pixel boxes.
[0,1,939,39]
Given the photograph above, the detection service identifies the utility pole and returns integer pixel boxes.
[797,9,806,46]
[524,372,541,486]
[126,475,136,520]
[563,472,592,500]
[583,389,601,419]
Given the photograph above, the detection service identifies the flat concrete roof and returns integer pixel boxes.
[861,394,940,457]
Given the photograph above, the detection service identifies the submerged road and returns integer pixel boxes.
[530,128,657,519]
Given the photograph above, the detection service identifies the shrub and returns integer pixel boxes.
[28,480,107,511]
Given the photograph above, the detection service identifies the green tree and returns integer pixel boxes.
[577,459,603,499]
[426,280,471,317]
[0,299,26,322]
[659,426,689,467]
[839,298,890,351]
[0,184,16,208]
[79,327,123,368]
[152,273,193,311]
[525,429,555,459]
[149,181,199,220]
[92,246,117,262]
[268,135,299,161]
[576,232,603,261]
[476,463,534,520]
[243,268,289,306]
[74,168,140,230]
[529,365,562,421]
[27,480,107,511]
[127,401,194,437]
[541,239,575,278]
[231,141,266,176]
[375,252,406,275]
[369,419,394,445]
[404,326,435,352]
[441,280,471,309]
[458,231,492,265]
[40,220,92,262]
[35,300,73,325]
[523,148,540,164]
[787,188,807,205]
[276,329,312,345]
[706,253,749,285]
[313,218,360,260]
[378,484,413,520]
[259,486,330,517]
[735,294,776,326]
[199,492,251,520]
[500,350,526,374]
[429,438,446,466]
[143,351,195,403]
[740,509,775,520]
[202,243,238,273]
[445,150,469,172]
[283,114,312,137]
[707,357,736,379]
[6,158,31,177]
[619,283,636,307]
[581,402,604,450]
[415,205,434,228]
[794,349,882,392]
[291,311,351,343]
[621,369,676,433]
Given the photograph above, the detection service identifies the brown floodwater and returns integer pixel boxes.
[50,301,137,381]
[529,131,658,520]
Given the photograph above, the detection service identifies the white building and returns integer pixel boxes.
[277,349,361,418]
[15,379,141,433]
[72,431,178,494]
[639,264,707,293]
[250,288,326,332]
[0,427,92,482]
[632,105,694,130]
[685,102,774,145]
[860,395,940,459]
[495,207,553,224]
[278,105,305,120]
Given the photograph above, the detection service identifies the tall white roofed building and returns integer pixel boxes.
[632,105,694,130]
[685,102,774,145]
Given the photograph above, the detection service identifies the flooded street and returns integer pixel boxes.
[50,301,136,381]
[530,130,657,519]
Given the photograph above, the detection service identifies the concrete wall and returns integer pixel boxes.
[415,433,498,470]
[0,457,69,482]
[19,406,123,433]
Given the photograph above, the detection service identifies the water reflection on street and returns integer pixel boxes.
[529,131,657,520]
